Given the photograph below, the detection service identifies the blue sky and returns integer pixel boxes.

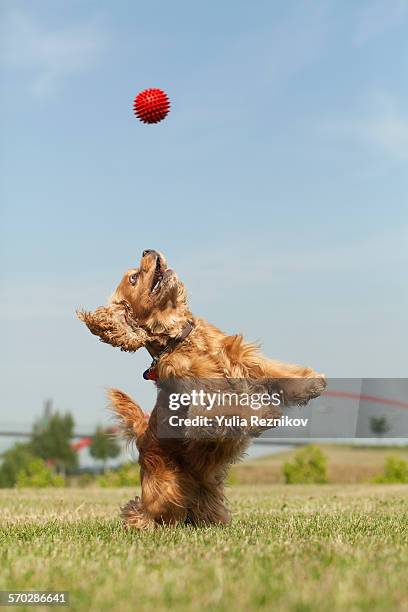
[1,0,407,432]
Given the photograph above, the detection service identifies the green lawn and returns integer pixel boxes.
[1,485,408,611]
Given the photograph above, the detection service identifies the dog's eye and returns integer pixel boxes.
[129,273,138,286]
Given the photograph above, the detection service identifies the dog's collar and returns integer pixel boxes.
[143,320,194,381]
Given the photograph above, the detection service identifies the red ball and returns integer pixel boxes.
[133,88,171,124]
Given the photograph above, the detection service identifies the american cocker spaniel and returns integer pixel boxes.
[77,249,326,528]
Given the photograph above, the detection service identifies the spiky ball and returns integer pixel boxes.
[133,88,170,124]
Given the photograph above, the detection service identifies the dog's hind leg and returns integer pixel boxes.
[121,496,155,530]
[140,469,191,527]
[187,483,231,526]
[121,468,193,529]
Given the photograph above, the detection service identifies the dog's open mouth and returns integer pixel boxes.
[150,256,175,295]
[150,257,164,293]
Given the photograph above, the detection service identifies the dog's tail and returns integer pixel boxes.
[107,388,148,444]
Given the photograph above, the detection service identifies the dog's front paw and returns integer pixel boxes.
[297,374,326,405]
[280,374,326,407]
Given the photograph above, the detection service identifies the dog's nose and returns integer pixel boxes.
[142,249,157,257]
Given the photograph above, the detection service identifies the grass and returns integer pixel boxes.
[1,485,408,611]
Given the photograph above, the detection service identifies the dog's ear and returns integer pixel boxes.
[76,301,148,352]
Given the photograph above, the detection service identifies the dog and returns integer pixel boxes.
[77,249,326,528]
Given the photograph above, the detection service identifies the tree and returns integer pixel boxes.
[89,427,121,471]
[283,445,328,484]
[16,458,65,488]
[373,456,408,484]
[370,416,390,438]
[0,442,36,488]
[31,410,77,475]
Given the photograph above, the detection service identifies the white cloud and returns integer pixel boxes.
[321,95,408,161]
[353,0,408,46]
[1,9,109,97]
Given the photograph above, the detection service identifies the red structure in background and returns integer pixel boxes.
[72,436,93,452]
[71,415,150,452]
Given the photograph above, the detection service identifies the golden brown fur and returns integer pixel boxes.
[78,250,326,528]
